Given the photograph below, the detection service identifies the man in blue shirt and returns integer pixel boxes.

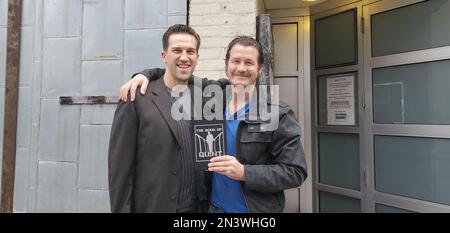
[209,101,251,213]
[206,37,307,213]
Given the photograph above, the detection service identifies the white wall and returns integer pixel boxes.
[189,0,258,80]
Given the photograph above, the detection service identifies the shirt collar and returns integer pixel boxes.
[226,101,252,120]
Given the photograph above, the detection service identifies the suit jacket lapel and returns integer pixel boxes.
[151,78,182,147]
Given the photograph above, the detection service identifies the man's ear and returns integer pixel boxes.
[161,51,167,63]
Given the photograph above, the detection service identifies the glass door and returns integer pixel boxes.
[363,0,450,212]
[313,0,450,213]
[311,3,367,212]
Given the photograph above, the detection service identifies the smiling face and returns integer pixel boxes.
[226,44,262,87]
[162,33,199,84]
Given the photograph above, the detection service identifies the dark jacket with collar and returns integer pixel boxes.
[108,77,205,213]
[236,98,308,213]
[139,69,308,213]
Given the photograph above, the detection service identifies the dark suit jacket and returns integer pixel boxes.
[108,77,191,213]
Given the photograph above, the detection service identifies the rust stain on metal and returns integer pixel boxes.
[88,96,107,104]
[60,96,120,105]
[1,0,22,213]
[59,96,74,105]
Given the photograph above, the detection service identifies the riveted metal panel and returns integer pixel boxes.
[42,38,81,98]
[36,162,76,212]
[12,147,29,212]
[81,61,123,96]
[168,0,187,15]
[77,189,110,213]
[78,125,111,190]
[124,29,165,79]
[0,28,5,87]
[82,0,123,61]
[124,0,168,29]
[19,27,33,86]
[80,105,116,125]
[0,0,7,27]
[43,0,82,37]
[38,99,80,162]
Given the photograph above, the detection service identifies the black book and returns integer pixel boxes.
[193,119,226,171]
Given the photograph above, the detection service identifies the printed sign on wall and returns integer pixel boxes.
[327,75,356,125]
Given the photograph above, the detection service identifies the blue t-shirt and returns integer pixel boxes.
[210,102,250,213]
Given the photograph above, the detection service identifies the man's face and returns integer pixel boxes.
[162,33,199,82]
[226,44,261,87]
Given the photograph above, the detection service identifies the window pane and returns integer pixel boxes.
[273,23,298,72]
[319,133,360,191]
[274,77,298,119]
[375,204,415,213]
[318,73,358,126]
[375,136,450,205]
[315,9,357,68]
[372,0,450,57]
[373,59,450,125]
[319,191,360,213]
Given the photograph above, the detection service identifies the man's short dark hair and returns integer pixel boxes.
[225,36,264,65]
[162,24,201,51]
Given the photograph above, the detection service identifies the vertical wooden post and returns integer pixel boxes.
[1,0,22,213]
[256,14,274,87]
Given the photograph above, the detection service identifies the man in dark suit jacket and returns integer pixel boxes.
[108,25,204,213]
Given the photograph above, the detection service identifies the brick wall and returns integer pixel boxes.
[189,0,257,80]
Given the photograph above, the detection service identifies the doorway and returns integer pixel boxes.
[271,15,313,213]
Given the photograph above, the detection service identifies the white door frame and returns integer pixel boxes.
[270,15,313,213]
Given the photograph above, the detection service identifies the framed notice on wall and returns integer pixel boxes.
[327,75,355,125]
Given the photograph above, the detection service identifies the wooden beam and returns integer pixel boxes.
[1,0,22,213]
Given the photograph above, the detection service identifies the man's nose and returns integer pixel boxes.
[180,51,189,61]
[238,63,246,72]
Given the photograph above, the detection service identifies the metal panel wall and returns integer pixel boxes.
[0,0,187,212]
